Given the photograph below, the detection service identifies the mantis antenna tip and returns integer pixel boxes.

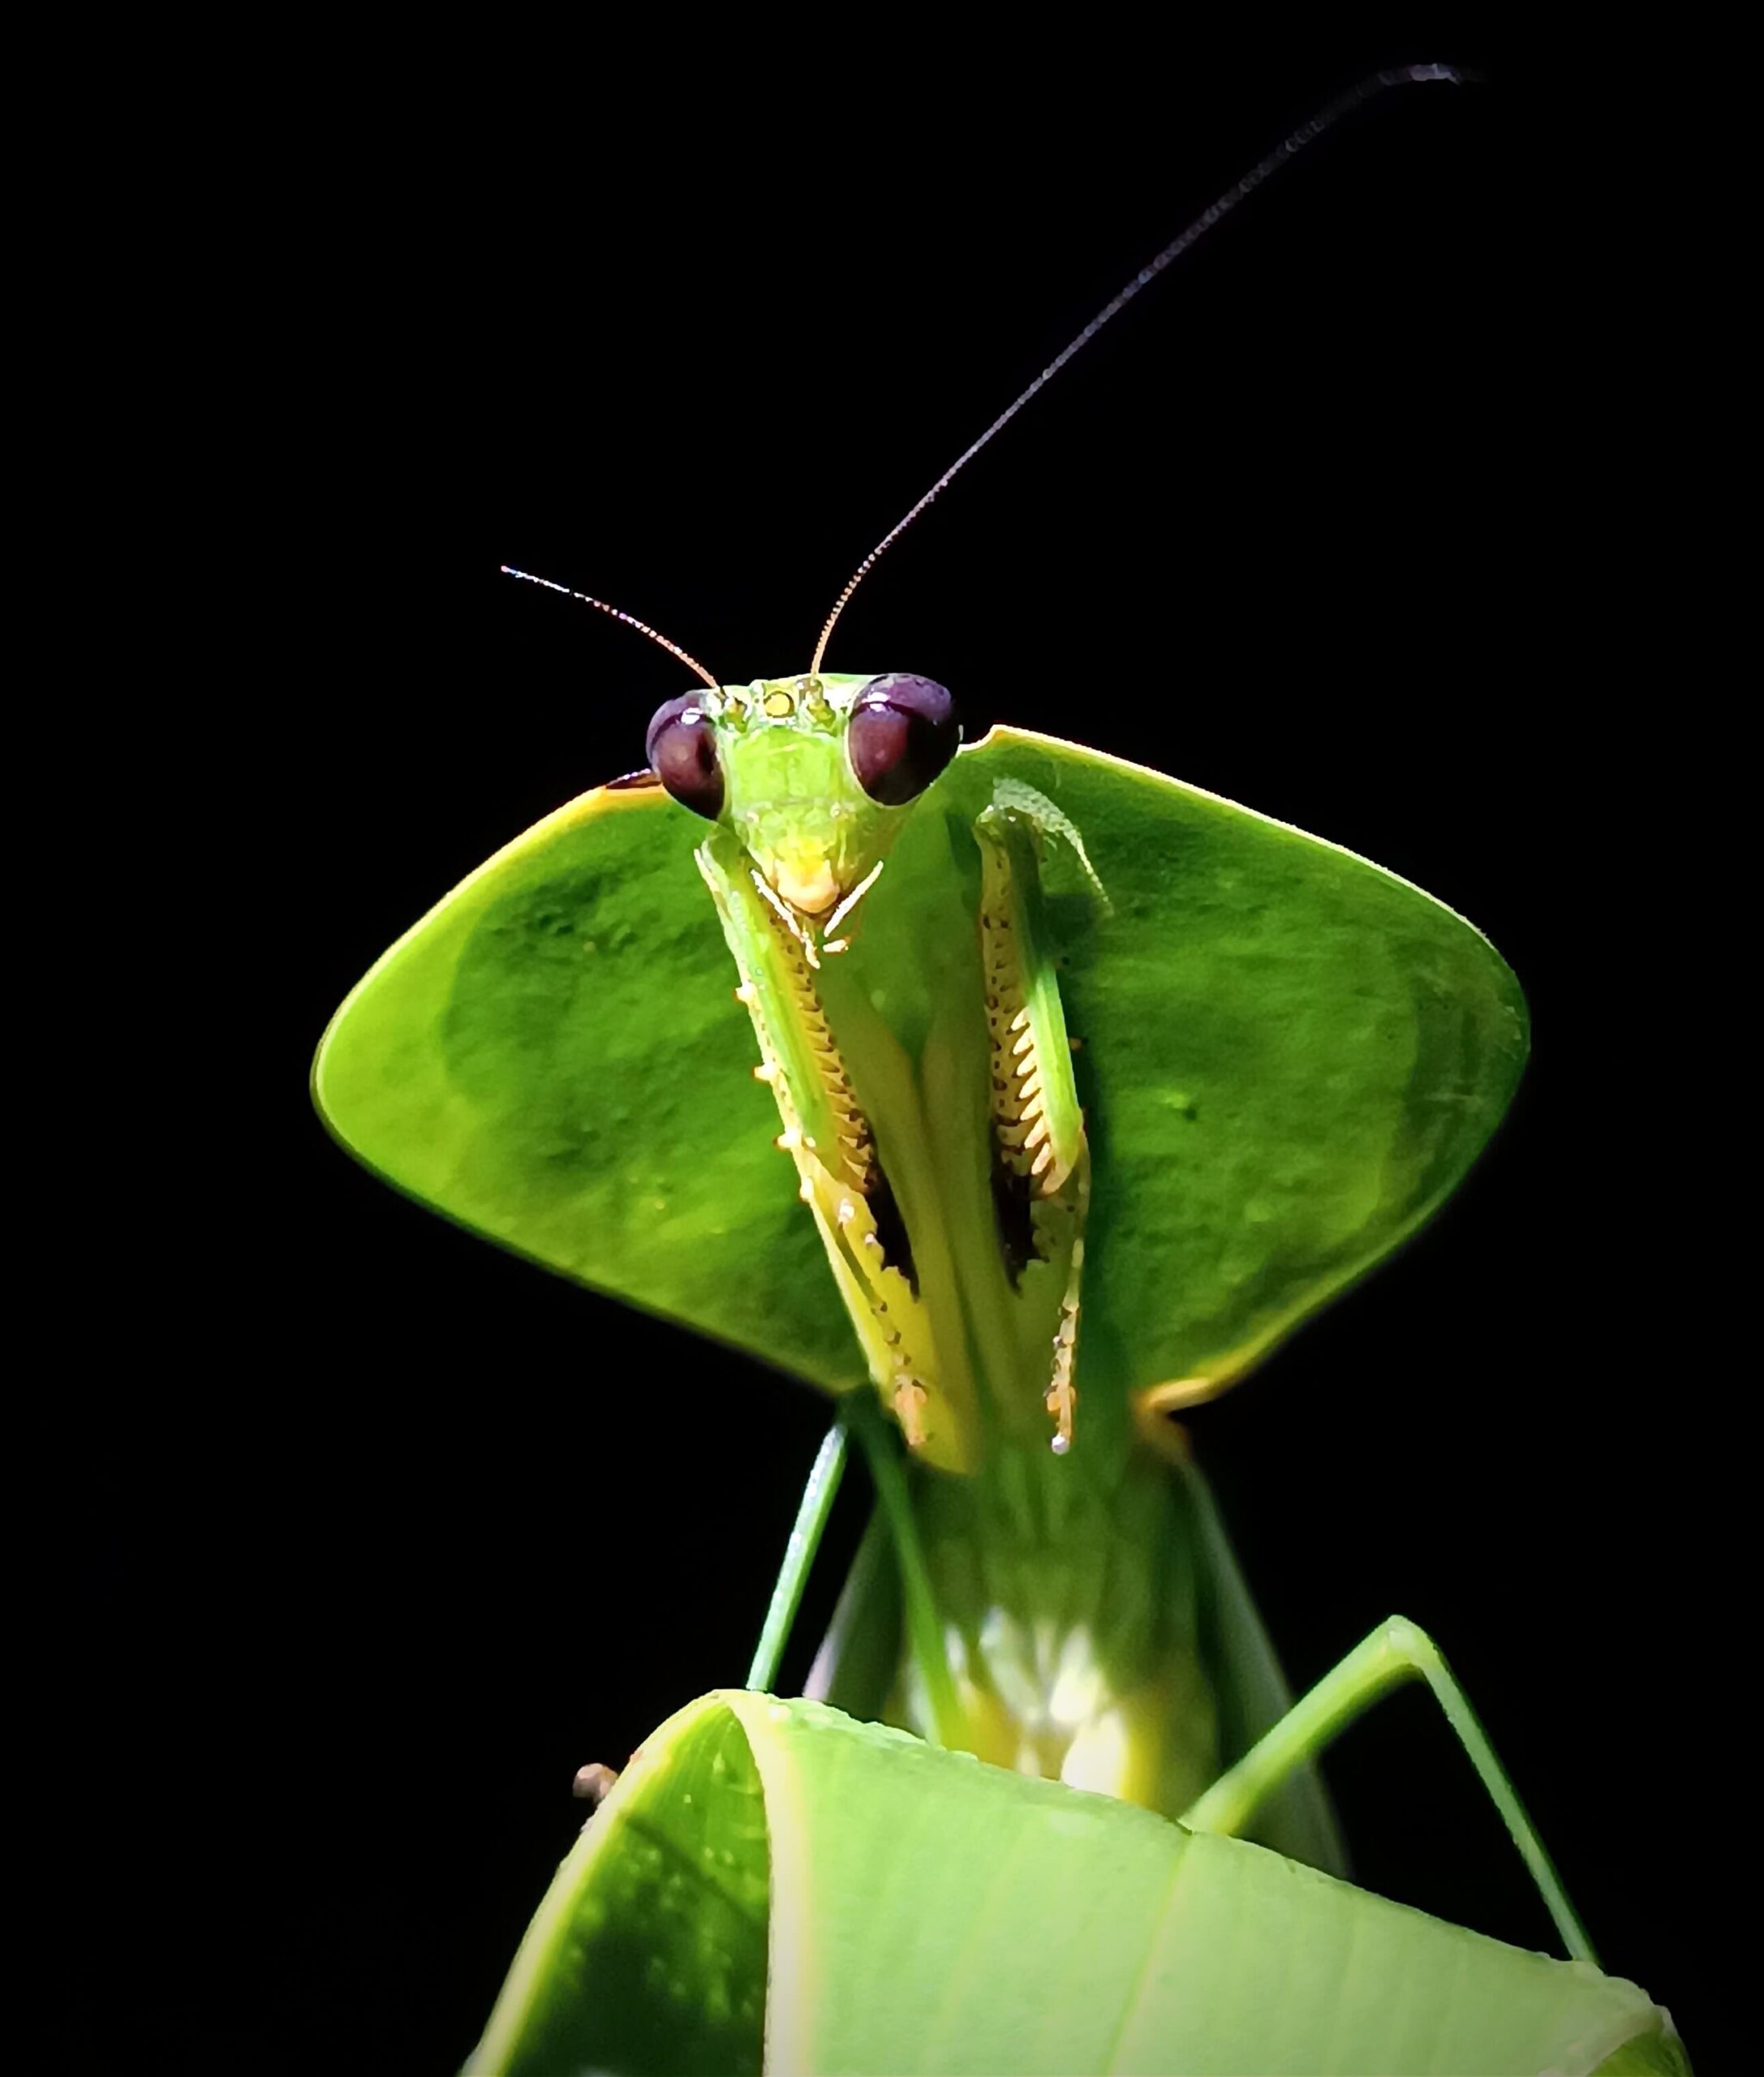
[807,62,1480,675]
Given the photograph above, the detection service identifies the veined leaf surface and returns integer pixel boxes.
[468,1692,1684,2077]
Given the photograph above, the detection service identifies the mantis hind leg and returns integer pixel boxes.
[1179,1615,1597,1964]
[744,1421,848,1695]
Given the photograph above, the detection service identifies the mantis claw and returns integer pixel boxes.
[893,1378,929,1451]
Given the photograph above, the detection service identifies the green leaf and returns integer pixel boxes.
[313,728,1524,1417]
[470,1692,1684,2077]
[474,1701,768,2077]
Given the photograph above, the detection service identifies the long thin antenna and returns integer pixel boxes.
[809,62,1477,675]
[501,565,721,691]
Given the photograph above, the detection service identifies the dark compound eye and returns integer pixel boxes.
[645,692,725,820]
[847,674,960,806]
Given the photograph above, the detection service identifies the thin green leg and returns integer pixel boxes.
[745,1421,848,1694]
[842,1389,965,1751]
[1179,1614,1597,1966]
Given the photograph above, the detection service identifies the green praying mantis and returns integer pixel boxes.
[314,67,1689,2077]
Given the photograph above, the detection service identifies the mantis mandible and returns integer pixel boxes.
[314,64,1624,2024]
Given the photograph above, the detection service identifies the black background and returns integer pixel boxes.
[45,25,1729,2075]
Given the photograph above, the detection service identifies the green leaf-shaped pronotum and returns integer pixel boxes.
[468,1692,1684,2077]
[315,728,1525,1428]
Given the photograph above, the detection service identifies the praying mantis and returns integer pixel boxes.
[314,66,1689,2077]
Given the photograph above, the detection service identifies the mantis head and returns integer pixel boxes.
[646,673,962,928]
